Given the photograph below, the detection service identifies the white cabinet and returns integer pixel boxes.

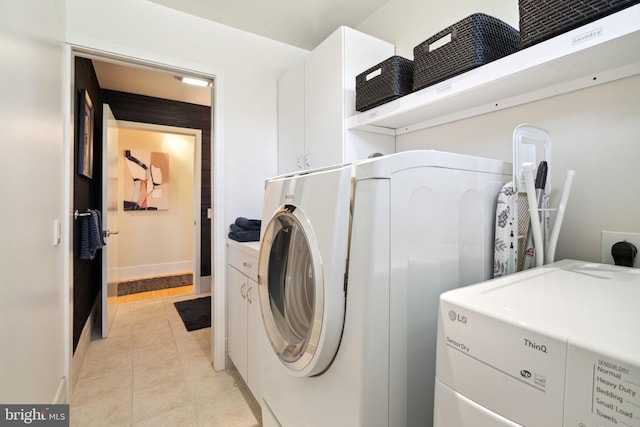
[277,26,395,174]
[277,61,306,173]
[227,241,261,401]
[228,266,249,378]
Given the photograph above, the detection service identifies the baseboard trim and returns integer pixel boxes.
[117,261,193,282]
[54,377,67,404]
[69,296,97,401]
[198,275,212,294]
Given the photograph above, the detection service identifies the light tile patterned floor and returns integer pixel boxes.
[70,294,260,427]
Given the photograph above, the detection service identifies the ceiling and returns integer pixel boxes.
[94,0,388,107]
[146,0,389,51]
[92,59,213,106]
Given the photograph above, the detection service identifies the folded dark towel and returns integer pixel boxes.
[80,209,106,260]
[228,228,260,242]
[235,217,261,231]
[229,224,260,242]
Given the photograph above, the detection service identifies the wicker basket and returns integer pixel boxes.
[413,13,520,92]
[356,56,414,112]
[520,0,639,48]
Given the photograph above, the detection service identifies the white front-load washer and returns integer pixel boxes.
[434,260,640,427]
[258,151,510,427]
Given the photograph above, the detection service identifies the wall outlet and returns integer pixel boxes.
[601,231,640,267]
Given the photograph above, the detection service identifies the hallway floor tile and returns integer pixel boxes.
[70,294,260,427]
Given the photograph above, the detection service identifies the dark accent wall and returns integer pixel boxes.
[101,89,212,277]
[73,57,103,352]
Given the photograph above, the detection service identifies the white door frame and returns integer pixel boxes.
[65,43,227,388]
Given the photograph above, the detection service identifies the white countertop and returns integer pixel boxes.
[227,238,261,257]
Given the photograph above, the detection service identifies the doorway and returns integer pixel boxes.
[69,49,224,399]
[113,122,201,298]
[93,58,212,300]
[74,57,209,295]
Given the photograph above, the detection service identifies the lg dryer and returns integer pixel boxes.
[435,259,640,427]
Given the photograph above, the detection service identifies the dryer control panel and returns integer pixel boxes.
[564,345,640,427]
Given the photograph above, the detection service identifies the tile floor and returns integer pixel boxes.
[70,294,260,427]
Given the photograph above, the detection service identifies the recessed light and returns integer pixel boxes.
[176,76,211,87]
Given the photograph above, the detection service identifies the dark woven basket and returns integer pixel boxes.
[356,56,414,112]
[520,0,639,48]
[413,13,520,92]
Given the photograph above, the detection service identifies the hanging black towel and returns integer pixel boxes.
[80,209,106,260]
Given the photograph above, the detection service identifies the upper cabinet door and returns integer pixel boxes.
[304,28,345,169]
[277,61,305,175]
[277,26,394,174]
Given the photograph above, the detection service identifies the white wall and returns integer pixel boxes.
[65,0,308,225]
[65,0,308,371]
[358,0,519,58]
[0,0,67,403]
[396,76,640,263]
[357,0,640,264]
[117,128,194,280]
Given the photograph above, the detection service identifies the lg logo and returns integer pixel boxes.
[448,310,467,324]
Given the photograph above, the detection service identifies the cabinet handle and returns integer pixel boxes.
[247,284,253,304]
[240,282,247,299]
[243,261,252,269]
[304,152,311,167]
[297,153,302,169]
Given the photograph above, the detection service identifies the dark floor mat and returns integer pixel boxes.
[118,274,192,296]
[174,296,211,331]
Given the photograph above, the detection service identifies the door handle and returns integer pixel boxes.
[103,230,119,238]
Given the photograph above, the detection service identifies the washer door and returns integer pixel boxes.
[258,204,331,377]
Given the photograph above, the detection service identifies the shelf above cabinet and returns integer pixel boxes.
[347,5,640,136]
